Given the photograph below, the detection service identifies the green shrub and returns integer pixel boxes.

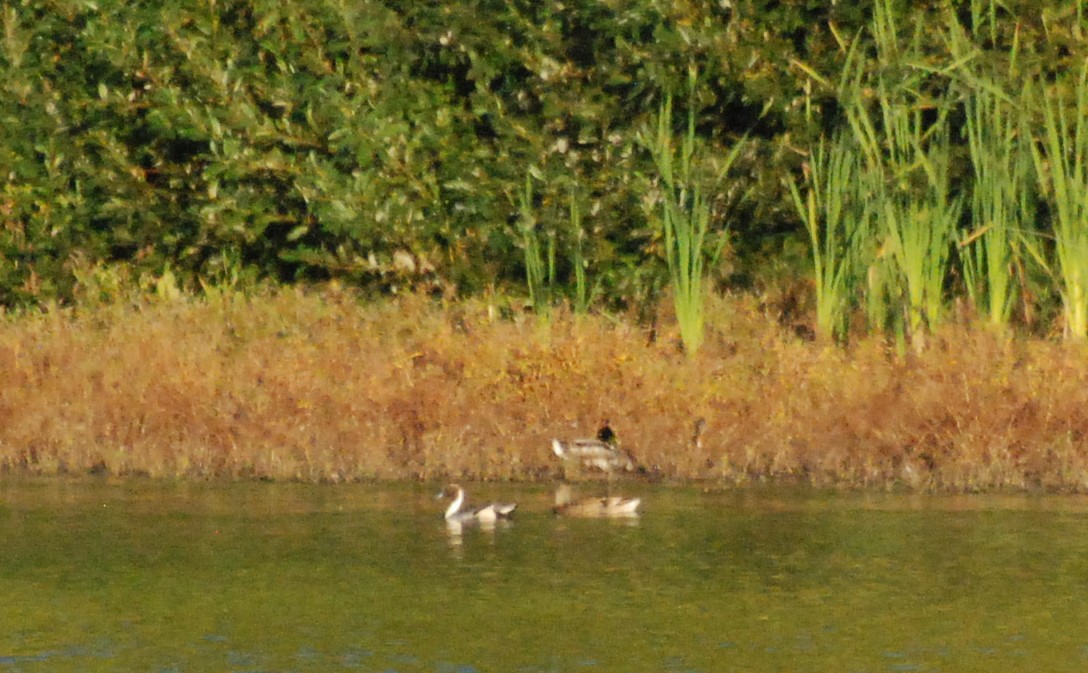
[0,0,866,308]
[1,0,1087,345]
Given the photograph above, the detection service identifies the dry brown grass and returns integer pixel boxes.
[3,287,1088,491]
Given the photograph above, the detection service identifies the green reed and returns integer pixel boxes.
[644,73,745,355]
[950,19,1028,331]
[839,0,960,342]
[1029,62,1088,339]
[787,132,870,341]
[516,171,555,316]
[644,96,713,358]
[646,94,711,354]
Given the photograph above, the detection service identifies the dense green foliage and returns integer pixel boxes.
[1,1,1086,330]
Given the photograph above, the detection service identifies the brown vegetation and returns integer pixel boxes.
[2,288,1088,491]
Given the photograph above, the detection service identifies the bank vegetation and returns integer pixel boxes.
[3,289,1088,491]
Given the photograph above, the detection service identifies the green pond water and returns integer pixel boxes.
[2,479,1088,673]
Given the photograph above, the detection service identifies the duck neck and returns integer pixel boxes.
[444,487,465,520]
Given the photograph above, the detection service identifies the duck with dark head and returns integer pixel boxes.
[551,420,639,475]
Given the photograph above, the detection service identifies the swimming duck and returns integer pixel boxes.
[551,421,638,473]
[552,484,641,518]
[437,484,517,524]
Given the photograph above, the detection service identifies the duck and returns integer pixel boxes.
[551,421,638,473]
[437,484,517,524]
[552,484,641,518]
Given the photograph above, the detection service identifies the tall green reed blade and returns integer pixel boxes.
[568,183,589,314]
[865,240,898,336]
[644,76,746,356]
[517,170,552,316]
[786,133,868,341]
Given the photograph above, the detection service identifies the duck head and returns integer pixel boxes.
[436,484,466,520]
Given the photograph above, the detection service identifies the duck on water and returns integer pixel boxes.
[437,484,517,525]
[552,483,640,518]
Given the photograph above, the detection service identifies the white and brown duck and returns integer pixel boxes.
[437,484,517,525]
[552,483,641,518]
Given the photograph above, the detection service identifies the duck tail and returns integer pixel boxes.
[495,503,518,517]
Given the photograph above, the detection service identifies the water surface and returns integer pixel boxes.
[2,479,1087,672]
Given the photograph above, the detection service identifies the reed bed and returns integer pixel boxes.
[3,288,1088,492]
[790,0,1088,344]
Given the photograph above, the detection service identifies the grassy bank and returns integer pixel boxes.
[2,288,1088,492]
